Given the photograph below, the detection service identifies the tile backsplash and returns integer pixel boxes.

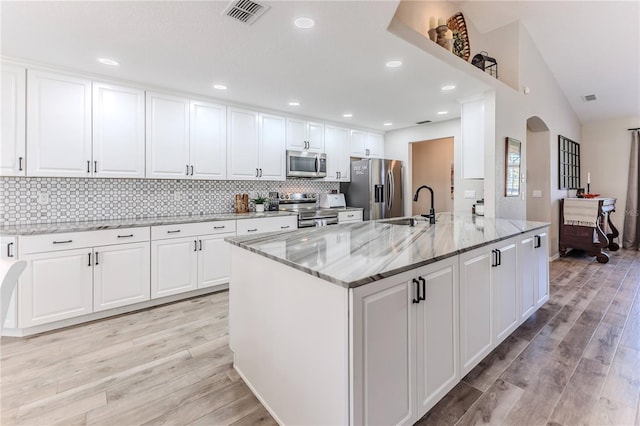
[1,177,339,224]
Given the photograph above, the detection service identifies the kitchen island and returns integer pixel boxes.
[226,213,549,425]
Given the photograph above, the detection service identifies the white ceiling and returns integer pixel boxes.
[1,1,637,132]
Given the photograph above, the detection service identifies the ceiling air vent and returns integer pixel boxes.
[223,0,269,25]
[582,94,597,102]
[416,120,432,125]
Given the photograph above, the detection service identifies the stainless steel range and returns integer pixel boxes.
[278,193,339,228]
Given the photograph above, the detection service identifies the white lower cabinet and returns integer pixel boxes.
[20,248,94,327]
[535,231,550,308]
[493,239,518,343]
[351,257,459,425]
[519,234,537,320]
[151,220,237,298]
[93,241,150,311]
[236,215,297,235]
[18,228,151,328]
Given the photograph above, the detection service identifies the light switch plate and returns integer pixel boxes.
[464,190,476,199]
[532,190,542,198]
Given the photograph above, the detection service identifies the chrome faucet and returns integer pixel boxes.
[413,185,436,224]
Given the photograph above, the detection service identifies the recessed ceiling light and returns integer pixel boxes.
[343,113,353,118]
[288,101,300,106]
[97,57,119,66]
[437,111,448,115]
[383,122,393,126]
[385,61,402,68]
[441,84,456,91]
[294,17,315,29]
[213,84,227,90]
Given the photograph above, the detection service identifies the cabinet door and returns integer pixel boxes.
[285,117,305,150]
[151,236,198,298]
[146,92,190,179]
[227,107,259,180]
[1,63,26,176]
[535,231,549,307]
[20,248,93,327]
[519,235,536,321]
[350,129,367,157]
[415,257,459,416]
[493,240,518,343]
[307,121,324,152]
[93,82,145,178]
[93,242,150,312]
[366,132,384,158]
[190,100,226,180]
[259,113,286,180]
[324,125,350,182]
[197,233,233,289]
[459,247,493,374]
[1,236,18,329]
[27,70,92,177]
[351,274,414,426]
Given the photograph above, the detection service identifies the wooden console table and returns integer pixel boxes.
[559,197,619,263]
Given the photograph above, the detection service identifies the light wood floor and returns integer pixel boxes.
[1,249,639,425]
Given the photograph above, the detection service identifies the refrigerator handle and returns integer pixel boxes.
[387,170,394,209]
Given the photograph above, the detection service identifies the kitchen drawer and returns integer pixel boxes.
[151,220,236,240]
[20,227,150,255]
[190,220,236,236]
[236,216,297,236]
[338,210,363,223]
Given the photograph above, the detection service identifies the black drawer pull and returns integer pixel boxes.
[412,278,420,304]
[281,225,290,229]
[167,230,181,234]
[53,240,73,244]
[247,228,258,232]
[95,252,99,265]
[347,214,354,217]
[117,234,134,238]
[88,252,92,266]
[7,242,14,257]
[18,157,23,171]
[213,226,226,229]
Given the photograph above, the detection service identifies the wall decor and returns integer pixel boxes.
[505,137,521,197]
[471,51,498,79]
[447,12,471,60]
[558,135,581,190]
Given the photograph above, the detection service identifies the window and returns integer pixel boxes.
[558,135,580,190]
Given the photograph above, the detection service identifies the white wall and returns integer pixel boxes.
[385,118,482,216]
[581,117,640,241]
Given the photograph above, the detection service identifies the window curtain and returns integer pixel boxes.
[623,130,640,249]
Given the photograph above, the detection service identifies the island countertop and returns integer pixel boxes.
[226,213,549,288]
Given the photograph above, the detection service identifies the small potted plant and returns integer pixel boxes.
[252,194,268,212]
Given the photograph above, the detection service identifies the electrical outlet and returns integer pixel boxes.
[37,192,49,205]
[464,190,476,199]
[532,190,542,198]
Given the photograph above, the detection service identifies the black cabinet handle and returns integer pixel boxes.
[491,249,497,267]
[281,225,290,229]
[87,161,91,173]
[18,157,23,171]
[95,251,99,265]
[117,234,134,238]
[534,235,541,248]
[190,165,194,176]
[7,242,14,257]
[497,249,502,266]
[167,230,181,234]
[259,168,263,177]
[94,161,97,173]
[186,165,189,175]
[194,240,198,252]
[419,276,426,301]
[88,252,92,266]
[412,278,420,304]
[247,228,258,232]
[53,240,73,244]
[213,225,225,230]
[199,240,203,251]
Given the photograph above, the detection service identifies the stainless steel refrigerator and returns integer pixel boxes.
[340,158,403,220]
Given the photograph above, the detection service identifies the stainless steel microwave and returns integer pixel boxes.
[286,151,327,178]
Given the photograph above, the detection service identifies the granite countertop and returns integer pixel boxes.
[226,213,549,289]
[0,211,297,236]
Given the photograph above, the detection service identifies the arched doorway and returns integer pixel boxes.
[526,115,555,256]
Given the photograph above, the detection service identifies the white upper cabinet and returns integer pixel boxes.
[227,108,284,181]
[259,113,286,180]
[351,129,383,158]
[1,63,26,176]
[286,118,324,152]
[227,107,260,180]
[190,100,226,180]
[324,125,350,182]
[93,82,145,178]
[146,92,190,179]
[27,69,92,177]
